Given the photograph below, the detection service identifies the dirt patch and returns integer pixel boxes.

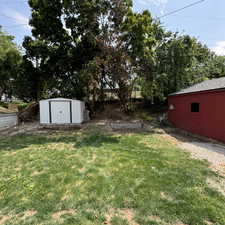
[0,215,11,225]
[45,143,74,151]
[8,151,17,156]
[61,195,69,201]
[120,209,138,225]
[160,192,174,201]
[148,215,162,223]
[61,192,72,201]
[0,122,39,137]
[204,220,214,225]
[32,170,44,176]
[79,167,86,173]
[88,154,97,163]
[173,222,188,225]
[15,167,22,172]
[104,208,139,225]
[52,209,76,221]
[104,208,114,225]
[161,133,180,145]
[207,177,225,197]
[21,210,37,220]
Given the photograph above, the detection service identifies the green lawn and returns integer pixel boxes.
[0,128,224,225]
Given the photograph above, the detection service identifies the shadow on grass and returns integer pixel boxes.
[75,130,120,148]
[0,129,120,152]
[0,134,79,152]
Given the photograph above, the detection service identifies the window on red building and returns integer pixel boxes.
[191,103,200,112]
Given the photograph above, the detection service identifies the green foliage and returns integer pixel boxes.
[140,32,217,103]
[17,0,225,108]
[0,27,22,100]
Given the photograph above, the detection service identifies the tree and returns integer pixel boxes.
[22,0,109,101]
[139,30,214,103]
[206,55,225,79]
[82,7,158,111]
[0,27,22,101]
[22,0,224,109]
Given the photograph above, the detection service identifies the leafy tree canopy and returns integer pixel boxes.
[0,27,22,100]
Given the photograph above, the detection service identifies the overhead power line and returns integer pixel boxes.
[2,24,29,29]
[0,13,22,22]
[0,13,30,29]
[171,15,225,21]
[159,0,206,19]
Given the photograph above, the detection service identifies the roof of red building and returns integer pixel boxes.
[170,77,225,96]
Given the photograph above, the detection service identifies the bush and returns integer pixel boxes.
[0,102,8,108]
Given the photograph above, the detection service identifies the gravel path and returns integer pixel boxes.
[179,141,225,176]
[162,129,225,176]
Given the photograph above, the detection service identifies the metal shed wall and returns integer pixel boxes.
[0,113,18,130]
[40,98,85,125]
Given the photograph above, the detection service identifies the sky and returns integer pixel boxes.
[0,0,225,55]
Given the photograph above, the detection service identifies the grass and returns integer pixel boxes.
[0,128,225,225]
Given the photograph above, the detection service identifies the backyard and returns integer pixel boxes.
[0,127,225,225]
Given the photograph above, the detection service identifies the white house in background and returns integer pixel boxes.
[39,98,87,125]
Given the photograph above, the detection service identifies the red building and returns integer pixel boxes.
[168,77,225,143]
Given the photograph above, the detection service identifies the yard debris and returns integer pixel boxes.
[18,102,39,122]
[0,106,14,114]
[110,121,143,131]
[8,104,19,112]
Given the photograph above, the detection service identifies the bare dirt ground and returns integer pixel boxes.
[0,122,41,137]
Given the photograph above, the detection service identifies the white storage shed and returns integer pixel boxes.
[39,98,86,125]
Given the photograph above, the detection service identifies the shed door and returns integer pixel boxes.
[50,101,71,124]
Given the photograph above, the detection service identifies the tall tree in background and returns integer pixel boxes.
[20,0,225,109]
[81,0,135,111]
[0,27,22,101]
[23,0,108,101]
[140,31,214,103]
[82,6,158,111]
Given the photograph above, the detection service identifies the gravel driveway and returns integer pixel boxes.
[162,128,225,176]
[179,141,225,176]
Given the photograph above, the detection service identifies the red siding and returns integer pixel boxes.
[168,90,225,143]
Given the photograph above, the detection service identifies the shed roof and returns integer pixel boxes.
[170,77,225,96]
[40,98,83,103]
